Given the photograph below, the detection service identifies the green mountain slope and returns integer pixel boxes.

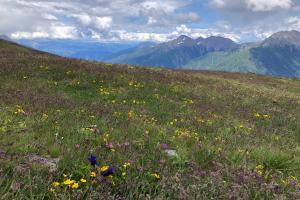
[183,48,266,74]
[183,33,300,78]
[109,35,238,68]
[1,39,300,199]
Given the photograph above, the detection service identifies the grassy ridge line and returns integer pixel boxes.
[0,40,300,199]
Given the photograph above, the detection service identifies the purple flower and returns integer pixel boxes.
[160,143,169,150]
[106,143,114,149]
[88,154,97,166]
[101,166,115,177]
[123,142,130,148]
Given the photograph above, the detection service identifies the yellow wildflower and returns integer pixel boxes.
[80,178,87,183]
[254,113,260,118]
[257,170,263,175]
[263,114,270,119]
[63,179,75,185]
[256,164,264,170]
[15,108,26,115]
[128,111,134,118]
[123,162,131,169]
[151,173,160,180]
[52,182,60,187]
[42,113,48,119]
[71,182,79,189]
[90,172,96,178]
[122,172,126,176]
[100,165,109,172]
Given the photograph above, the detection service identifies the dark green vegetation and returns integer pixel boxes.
[109,31,300,78]
[0,39,300,199]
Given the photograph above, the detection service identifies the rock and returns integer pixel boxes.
[164,149,178,158]
[27,154,60,172]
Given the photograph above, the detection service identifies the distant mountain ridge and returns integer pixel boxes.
[109,31,300,78]
[0,34,12,42]
[109,35,239,68]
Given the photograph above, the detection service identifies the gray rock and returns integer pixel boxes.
[164,149,178,157]
[27,154,60,172]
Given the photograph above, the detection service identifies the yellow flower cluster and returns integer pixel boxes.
[151,173,160,180]
[128,80,144,88]
[51,177,86,191]
[254,113,271,119]
[14,105,26,115]
[255,164,264,175]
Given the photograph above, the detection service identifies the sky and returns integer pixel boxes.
[1,0,300,43]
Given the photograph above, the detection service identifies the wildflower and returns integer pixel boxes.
[151,173,160,180]
[128,111,134,118]
[52,182,60,187]
[122,172,126,177]
[63,179,75,185]
[123,162,131,169]
[88,155,97,166]
[100,165,115,177]
[160,143,169,150]
[256,164,264,175]
[256,164,264,170]
[15,108,26,115]
[49,188,55,193]
[71,182,79,189]
[42,113,48,120]
[90,172,96,178]
[100,165,109,172]
[254,113,260,118]
[106,143,114,149]
[80,178,87,183]
[75,144,80,149]
[263,114,270,119]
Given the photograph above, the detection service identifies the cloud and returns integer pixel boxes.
[11,23,79,39]
[94,17,113,30]
[0,0,199,40]
[247,0,293,11]
[1,0,300,42]
[211,0,295,11]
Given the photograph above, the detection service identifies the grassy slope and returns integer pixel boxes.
[0,40,300,199]
[183,48,267,74]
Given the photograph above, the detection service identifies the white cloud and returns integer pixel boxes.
[247,0,293,11]
[147,17,157,25]
[42,14,57,20]
[286,16,300,30]
[72,14,92,26]
[115,30,169,42]
[211,0,226,8]
[172,25,192,35]
[211,0,295,12]
[11,23,79,39]
[94,17,113,30]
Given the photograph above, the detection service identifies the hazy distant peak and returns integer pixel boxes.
[263,30,300,47]
[0,34,12,41]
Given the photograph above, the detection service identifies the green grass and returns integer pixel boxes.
[0,40,300,199]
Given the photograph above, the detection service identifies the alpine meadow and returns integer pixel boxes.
[0,38,300,199]
[1,0,300,199]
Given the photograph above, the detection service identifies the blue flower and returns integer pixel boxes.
[88,155,97,166]
[101,165,115,176]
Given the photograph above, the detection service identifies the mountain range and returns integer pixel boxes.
[3,30,300,78]
[108,31,300,78]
